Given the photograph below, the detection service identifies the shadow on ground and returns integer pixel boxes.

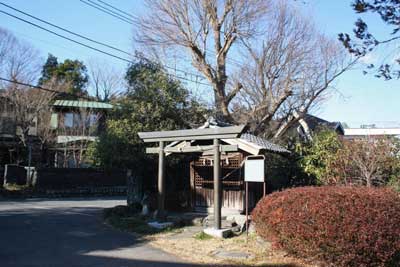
[0,199,299,267]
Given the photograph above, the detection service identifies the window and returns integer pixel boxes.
[88,114,98,127]
[63,112,99,134]
[64,113,73,128]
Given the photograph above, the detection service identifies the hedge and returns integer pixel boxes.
[252,186,400,267]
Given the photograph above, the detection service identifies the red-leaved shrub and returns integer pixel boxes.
[252,186,400,267]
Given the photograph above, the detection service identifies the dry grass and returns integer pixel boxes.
[4,183,28,191]
[148,230,318,267]
[102,206,318,266]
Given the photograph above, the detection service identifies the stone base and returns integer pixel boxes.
[203,227,232,238]
[147,221,174,229]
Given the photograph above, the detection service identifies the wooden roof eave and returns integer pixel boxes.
[221,138,262,156]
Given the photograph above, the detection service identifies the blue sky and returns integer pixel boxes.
[1,0,399,128]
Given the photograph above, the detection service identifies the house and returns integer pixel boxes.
[300,114,344,136]
[49,100,113,168]
[273,114,344,143]
[344,127,400,140]
[0,94,114,168]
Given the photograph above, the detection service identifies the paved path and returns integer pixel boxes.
[0,197,194,267]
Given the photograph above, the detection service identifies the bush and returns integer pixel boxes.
[297,130,400,187]
[252,186,400,267]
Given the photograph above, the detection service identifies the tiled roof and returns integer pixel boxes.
[52,100,113,109]
[166,117,290,155]
[240,133,290,154]
[203,117,290,154]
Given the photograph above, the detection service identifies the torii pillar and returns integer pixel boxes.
[213,138,221,229]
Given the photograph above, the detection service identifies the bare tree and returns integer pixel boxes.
[88,59,123,101]
[0,28,41,85]
[5,86,55,147]
[58,107,100,167]
[134,0,269,122]
[232,3,358,139]
[36,78,71,165]
[341,137,400,187]
[0,29,56,166]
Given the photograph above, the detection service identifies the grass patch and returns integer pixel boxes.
[105,215,158,234]
[4,183,29,191]
[194,231,213,240]
[103,205,183,236]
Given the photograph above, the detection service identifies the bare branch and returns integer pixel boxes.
[134,0,268,121]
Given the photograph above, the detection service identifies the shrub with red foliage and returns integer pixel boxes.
[252,186,400,267]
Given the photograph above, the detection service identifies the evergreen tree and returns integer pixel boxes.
[38,54,89,96]
[88,58,207,169]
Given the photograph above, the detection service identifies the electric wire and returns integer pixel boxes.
[96,0,135,19]
[79,0,133,24]
[79,0,246,69]
[0,2,205,80]
[0,8,211,87]
[0,77,91,100]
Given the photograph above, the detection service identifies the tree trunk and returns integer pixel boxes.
[214,83,232,123]
[366,174,372,187]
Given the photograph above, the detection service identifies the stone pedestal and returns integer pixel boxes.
[203,227,232,238]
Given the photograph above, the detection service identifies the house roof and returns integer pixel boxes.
[302,114,344,134]
[240,133,290,153]
[220,133,290,155]
[52,100,113,109]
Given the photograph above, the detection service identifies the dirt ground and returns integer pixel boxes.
[147,226,318,267]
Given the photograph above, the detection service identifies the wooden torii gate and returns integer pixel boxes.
[138,125,246,229]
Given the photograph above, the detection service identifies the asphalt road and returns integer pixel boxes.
[0,197,192,267]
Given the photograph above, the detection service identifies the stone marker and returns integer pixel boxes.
[203,227,232,238]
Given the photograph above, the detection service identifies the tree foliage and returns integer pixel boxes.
[339,0,400,79]
[89,58,207,170]
[297,130,343,185]
[38,54,89,96]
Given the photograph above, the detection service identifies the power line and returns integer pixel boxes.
[0,76,206,105]
[85,0,133,22]
[0,2,131,57]
[0,9,133,62]
[0,1,206,81]
[0,8,210,87]
[79,0,246,69]
[96,0,134,19]
[79,0,133,25]
[0,77,90,99]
